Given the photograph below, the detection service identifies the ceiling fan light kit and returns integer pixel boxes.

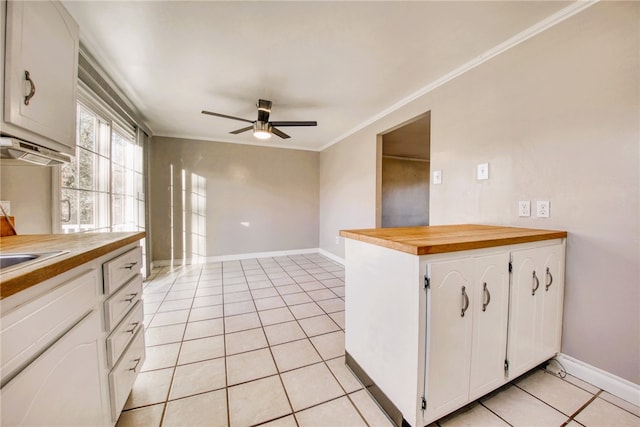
[253,122,272,140]
[201,99,317,140]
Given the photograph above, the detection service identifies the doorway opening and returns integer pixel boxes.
[377,111,431,228]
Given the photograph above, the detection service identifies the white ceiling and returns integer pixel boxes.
[62,1,573,151]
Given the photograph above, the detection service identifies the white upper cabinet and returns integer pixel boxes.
[3,0,79,155]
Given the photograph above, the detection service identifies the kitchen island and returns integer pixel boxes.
[339,224,567,427]
[0,232,146,426]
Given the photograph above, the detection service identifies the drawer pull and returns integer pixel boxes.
[532,271,540,296]
[129,358,142,372]
[124,293,138,303]
[124,262,138,270]
[125,322,140,334]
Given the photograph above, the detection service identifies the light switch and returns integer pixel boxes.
[477,163,489,180]
[433,170,442,185]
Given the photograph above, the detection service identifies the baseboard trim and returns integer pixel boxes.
[151,247,320,268]
[555,353,640,406]
[318,248,345,265]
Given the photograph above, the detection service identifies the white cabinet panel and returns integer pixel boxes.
[3,0,78,154]
[425,259,474,418]
[1,311,106,426]
[469,253,510,400]
[424,252,509,420]
[508,243,565,379]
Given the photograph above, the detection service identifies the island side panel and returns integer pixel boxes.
[344,238,423,426]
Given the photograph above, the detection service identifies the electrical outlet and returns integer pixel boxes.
[477,163,489,180]
[536,200,550,218]
[0,201,10,215]
[518,200,531,217]
[335,236,340,245]
[433,170,442,185]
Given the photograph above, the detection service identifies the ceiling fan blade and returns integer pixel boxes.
[271,127,291,139]
[201,110,254,124]
[230,125,253,134]
[270,121,317,127]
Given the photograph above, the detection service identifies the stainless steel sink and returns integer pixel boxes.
[0,251,68,273]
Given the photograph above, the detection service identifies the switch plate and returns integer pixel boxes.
[0,201,10,215]
[518,200,531,217]
[433,170,442,185]
[477,163,489,180]
[536,200,550,218]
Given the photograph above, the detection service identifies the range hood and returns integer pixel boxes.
[0,137,72,165]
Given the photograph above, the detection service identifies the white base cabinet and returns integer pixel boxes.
[344,237,566,427]
[1,311,106,427]
[0,241,144,427]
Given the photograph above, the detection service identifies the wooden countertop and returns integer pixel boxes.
[0,232,145,299]
[339,224,566,255]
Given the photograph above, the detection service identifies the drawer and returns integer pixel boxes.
[103,246,142,295]
[104,274,142,331]
[109,327,145,421]
[106,301,144,368]
[1,269,99,386]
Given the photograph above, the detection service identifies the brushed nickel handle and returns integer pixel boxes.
[124,261,138,270]
[532,271,540,296]
[128,358,141,372]
[24,71,36,105]
[461,286,469,317]
[124,293,138,303]
[545,267,553,291]
[125,321,140,334]
[482,282,491,312]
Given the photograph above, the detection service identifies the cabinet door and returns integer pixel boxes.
[469,253,510,400]
[4,0,79,154]
[424,258,474,419]
[537,245,565,361]
[1,310,107,426]
[508,244,564,378]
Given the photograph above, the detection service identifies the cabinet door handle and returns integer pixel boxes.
[545,267,553,291]
[482,282,491,312]
[532,271,540,296]
[461,286,469,317]
[124,261,138,270]
[124,293,138,303]
[128,358,141,372]
[125,322,140,334]
[24,70,36,105]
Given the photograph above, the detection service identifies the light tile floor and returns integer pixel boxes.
[117,254,640,427]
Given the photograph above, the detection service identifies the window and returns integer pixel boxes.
[60,94,145,234]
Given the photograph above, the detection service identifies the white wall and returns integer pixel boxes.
[319,2,639,384]
[149,136,319,262]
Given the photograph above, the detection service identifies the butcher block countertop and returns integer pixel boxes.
[0,232,145,300]
[339,224,567,256]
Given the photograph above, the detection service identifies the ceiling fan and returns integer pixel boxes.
[201,99,317,140]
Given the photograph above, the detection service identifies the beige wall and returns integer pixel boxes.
[319,2,639,383]
[149,137,319,261]
[381,157,430,227]
[0,162,53,234]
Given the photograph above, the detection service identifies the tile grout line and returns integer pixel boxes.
[561,389,603,427]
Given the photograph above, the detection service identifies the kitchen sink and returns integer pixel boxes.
[0,251,68,273]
